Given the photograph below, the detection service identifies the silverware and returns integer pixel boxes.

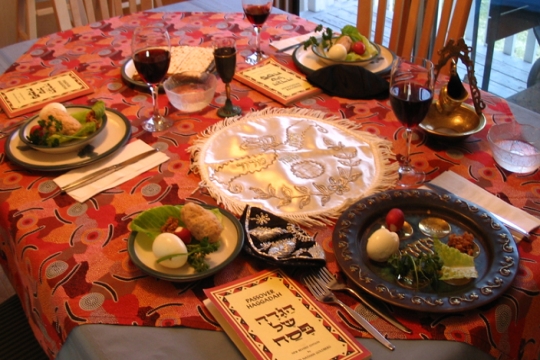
[304,273,395,351]
[61,148,159,193]
[276,43,302,53]
[423,182,530,240]
[316,267,412,334]
[0,120,26,138]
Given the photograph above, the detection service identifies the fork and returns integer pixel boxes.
[304,273,396,351]
[317,267,412,334]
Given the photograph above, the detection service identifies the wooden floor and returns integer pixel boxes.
[299,1,534,100]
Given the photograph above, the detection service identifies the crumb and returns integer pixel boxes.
[448,231,475,256]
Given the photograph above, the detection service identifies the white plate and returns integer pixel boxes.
[293,43,396,76]
[4,107,131,171]
[127,206,244,282]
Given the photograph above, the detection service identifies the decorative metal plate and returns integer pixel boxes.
[332,189,519,313]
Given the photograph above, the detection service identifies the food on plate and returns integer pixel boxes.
[447,231,475,256]
[303,24,378,62]
[388,251,443,289]
[366,227,399,262]
[132,46,214,81]
[27,101,106,147]
[433,238,478,280]
[153,232,188,268]
[385,208,405,232]
[181,202,224,243]
[130,204,223,272]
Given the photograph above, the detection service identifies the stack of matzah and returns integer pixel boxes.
[167,46,214,74]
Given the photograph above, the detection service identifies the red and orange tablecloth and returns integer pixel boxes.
[1,11,539,360]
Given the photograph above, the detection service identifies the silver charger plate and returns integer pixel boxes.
[4,106,131,171]
[127,205,244,282]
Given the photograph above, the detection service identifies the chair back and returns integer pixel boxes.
[109,0,163,16]
[357,0,473,72]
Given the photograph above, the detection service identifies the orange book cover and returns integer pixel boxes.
[0,71,94,118]
[234,59,321,106]
[203,268,371,360]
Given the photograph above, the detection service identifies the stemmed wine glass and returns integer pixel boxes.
[389,56,434,187]
[131,24,172,132]
[213,37,242,118]
[242,0,272,65]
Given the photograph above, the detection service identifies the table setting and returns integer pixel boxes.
[0,2,540,360]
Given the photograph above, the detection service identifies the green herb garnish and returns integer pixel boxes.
[303,24,334,50]
[186,237,220,272]
[388,252,443,289]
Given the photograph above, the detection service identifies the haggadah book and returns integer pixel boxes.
[203,268,371,360]
[234,59,322,106]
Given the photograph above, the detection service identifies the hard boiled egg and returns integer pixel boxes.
[326,43,348,61]
[152,233,188,268]
[366,227,399,262]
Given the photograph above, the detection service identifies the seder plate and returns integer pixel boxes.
[332,189,519,313]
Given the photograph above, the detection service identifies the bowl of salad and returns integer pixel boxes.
[19,101,108,154]
[307,25,380,65]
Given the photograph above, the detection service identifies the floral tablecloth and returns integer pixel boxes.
[0,11,539,360]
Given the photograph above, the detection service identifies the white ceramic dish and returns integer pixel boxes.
[293,43,396,76]
[127,205,244,282]
[4,107,131,171]
[19,106,108,154]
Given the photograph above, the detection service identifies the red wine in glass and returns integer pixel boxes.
[133,48,171,84]
[244,4,271,25]
[214,47,236,83]
[389,83,433,128]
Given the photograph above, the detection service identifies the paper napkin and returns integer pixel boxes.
[270,30,323,55]
[424,171,540,236]
[54,139,170,203]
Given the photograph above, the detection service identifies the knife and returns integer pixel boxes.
[61,148,159,193]
[423,182,530,239]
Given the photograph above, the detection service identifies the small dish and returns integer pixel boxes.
[311,39,380,65]
[163,71,217,113]
[128,205,244,282]
[4,107,131,171]
[19,106,108,154]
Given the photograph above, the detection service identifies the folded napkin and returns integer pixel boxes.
[270,30,322,55]
[307,65,389,99]
[54,140,170,203]
[423,171,540,239]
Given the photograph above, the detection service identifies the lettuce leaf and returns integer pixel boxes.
[433,238,478,280]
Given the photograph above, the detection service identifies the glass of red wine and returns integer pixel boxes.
[213,37,242,118]
[242,0,272,65]
[131,24,172,132]
[389,56,434,187]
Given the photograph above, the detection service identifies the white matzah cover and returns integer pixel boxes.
[188,108,398,225]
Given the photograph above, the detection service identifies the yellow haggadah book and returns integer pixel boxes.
[234,59,322,106]
[203,268,371,360]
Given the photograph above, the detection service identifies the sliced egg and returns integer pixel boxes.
[366,227,399,262]
[326,44,347,61]
[152,233,188,268]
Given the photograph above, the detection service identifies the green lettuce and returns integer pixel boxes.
[433,238,478,280]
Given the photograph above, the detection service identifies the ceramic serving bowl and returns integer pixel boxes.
[19,106,108,154]
[163,71,217,113]
[311,38,380,66]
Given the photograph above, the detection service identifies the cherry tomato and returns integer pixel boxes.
[174,226,192,244]
[30,125,44,136]
[352,41,366,55]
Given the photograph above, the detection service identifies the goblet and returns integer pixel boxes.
[242,0,272,65]
[389,56,434,187]
[213,37,242,118]
[131,24,172,132]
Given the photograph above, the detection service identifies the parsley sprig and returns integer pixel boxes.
[155,237,219,273]
[303,24,334,50]
[388,252,443,289]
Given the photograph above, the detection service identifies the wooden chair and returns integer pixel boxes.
[109,0,163,17]
[357,0,473,72]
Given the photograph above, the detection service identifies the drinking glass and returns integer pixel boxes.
[242,0,272,65]
[131,24,172,132]
[213,37,242,118]
[389,56,434,187]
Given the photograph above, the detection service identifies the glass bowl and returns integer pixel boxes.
[163,71,217,113]
[487,122,540,174]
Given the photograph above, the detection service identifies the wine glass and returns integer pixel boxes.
[242,0,272,65]
[389,56,434,187]
[131,24,172,132]
[213,37,242,118]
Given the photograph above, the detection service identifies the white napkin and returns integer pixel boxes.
[423,171,540,237]
[270,30,323,55]
[54,140,170,203]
